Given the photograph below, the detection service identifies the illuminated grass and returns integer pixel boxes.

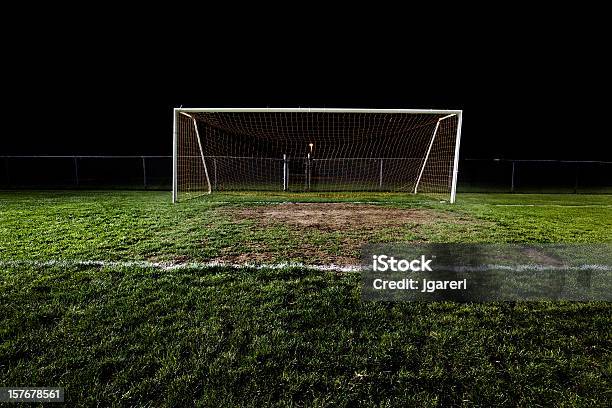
[0,191,611,406]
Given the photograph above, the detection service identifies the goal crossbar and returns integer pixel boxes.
[175,108,462,114]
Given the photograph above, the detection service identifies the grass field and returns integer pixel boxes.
[1,191,611,406]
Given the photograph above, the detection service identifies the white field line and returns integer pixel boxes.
[0,260,362,272]
[0,260,610,272]
[442,264,612,272]
[492,204,612,208]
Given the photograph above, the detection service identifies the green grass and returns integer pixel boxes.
[1,191,610,263]
[1,191,611,406]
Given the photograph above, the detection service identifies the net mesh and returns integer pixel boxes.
[176,111,459,201]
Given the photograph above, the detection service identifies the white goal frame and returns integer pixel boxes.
[172,108,463,203]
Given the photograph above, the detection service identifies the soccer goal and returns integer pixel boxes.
[172,108,462,203]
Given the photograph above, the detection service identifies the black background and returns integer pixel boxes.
[3,10,609,161]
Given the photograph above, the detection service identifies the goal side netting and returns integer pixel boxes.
[173,109,461,202]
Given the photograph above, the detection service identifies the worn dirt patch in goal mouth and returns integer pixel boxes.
[224,203,462,232]
[212,203,480,265]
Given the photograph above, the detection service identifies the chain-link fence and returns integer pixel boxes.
[0,156,171,190]
[0,156,610,193]
[458,159,612,194]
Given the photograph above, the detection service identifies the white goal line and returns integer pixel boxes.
[1,260,610,272]
[0,260,361,272]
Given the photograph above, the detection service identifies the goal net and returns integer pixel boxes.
[173,108,462,202]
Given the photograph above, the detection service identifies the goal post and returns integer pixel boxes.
[172,108,463,203]
[450,111,463,204]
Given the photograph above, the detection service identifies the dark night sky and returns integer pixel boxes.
[3,14,609,162]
